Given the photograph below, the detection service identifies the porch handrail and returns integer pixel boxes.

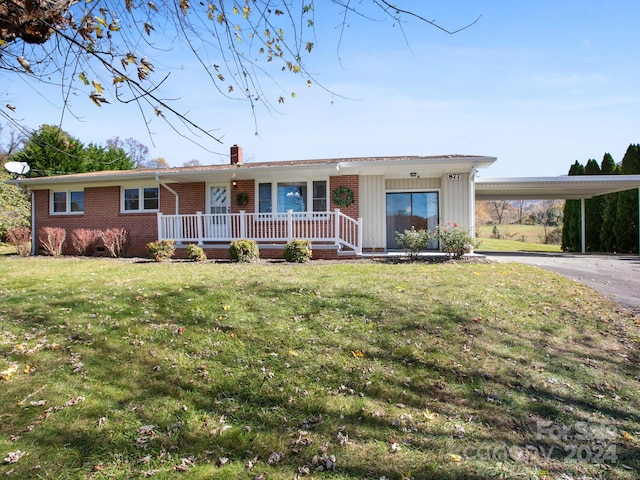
[157,209,362,253]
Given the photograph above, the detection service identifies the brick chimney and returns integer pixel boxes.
[230,144,242,165]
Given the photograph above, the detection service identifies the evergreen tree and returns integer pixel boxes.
[613,144,640,253]
[599,153,620,252]
[600,153,618,174]
[583,159,603,251]
[562,161,584,251]
[12,125,135,178]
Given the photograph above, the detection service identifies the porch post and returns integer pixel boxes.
[580,198,586,254]
[287,210,294,241]
[357,217,363,254]
[196,212,203,245]
[334,208,341,246]
[157,213,163,241]
[239,210,246,238]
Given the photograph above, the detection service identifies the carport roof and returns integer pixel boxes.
[476,175,640,200]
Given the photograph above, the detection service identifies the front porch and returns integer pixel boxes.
[157,209,363,257]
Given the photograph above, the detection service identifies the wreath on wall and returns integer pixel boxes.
[235,191,249,207]
[331,186,355,208]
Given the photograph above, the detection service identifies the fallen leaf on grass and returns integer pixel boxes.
[448,453,463,462]
[1,363,18,381]
[622,431,635,442]
[351,350,364,358]
[423,409,438,420]
[3,450,26,464]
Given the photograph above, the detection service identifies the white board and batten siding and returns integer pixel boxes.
[359,175,449,250]
[359,175,386,250]
[440,172,472,231]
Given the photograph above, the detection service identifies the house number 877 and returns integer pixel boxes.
[448,173,461,180]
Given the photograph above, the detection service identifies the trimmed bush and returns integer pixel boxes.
[6,227,31,256]
[229,239,259,263]
[71,228,101,256]
[283,239,312,263]
[186,243,207,262]
[39,227,66,256]
[99,228,130,258]
[146,240,176,262]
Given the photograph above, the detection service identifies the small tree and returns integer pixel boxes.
[6,227,31,256]
[0,171,31,241]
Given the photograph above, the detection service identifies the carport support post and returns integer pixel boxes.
[580,198,586,254]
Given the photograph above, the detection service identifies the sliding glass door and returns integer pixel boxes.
[386,192,439,249]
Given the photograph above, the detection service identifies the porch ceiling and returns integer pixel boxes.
[475,175,640,200]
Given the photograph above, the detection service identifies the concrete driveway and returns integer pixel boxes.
[480,252,640,311]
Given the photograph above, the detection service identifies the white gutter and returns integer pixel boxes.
[156,175,179,214]
[30,189,36,256]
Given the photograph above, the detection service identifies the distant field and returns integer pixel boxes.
[475,224,562,253]
[476,224,550,243]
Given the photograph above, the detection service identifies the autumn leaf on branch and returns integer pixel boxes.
[89,92,110,106]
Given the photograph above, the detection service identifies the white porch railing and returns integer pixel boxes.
[157,209,362,254]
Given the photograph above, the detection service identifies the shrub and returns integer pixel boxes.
[99,228,130,258]
[395,227,435,260]
[283,239,312,263]
[71,228,101,256]
[39,227,66,256]
[146,240,176,262]
[436,223,476,259]
[540,227,563,245]
[186,243,207,262]
[229,239,259,263]
[6,227,31,256]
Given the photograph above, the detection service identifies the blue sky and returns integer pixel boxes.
[2,1,640,177]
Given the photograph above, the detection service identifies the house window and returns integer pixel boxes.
[312,180,327,212]
[51,190,84,214]
[258,180,327,214]
[258,183,272,213]
[277,182,307,213]
[123,186,159,212]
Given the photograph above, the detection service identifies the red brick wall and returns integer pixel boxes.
[329,175,359,218]
[32,176,360,260]
[33,183,207,256]
[230,180,255,213]
[162,183,206,214]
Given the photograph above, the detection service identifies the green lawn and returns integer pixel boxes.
[1,257,638,479]
[476,225,562,253]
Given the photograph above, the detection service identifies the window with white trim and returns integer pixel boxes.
[51,190,84,214]
[258,180,327,213]
[122,186,159,212]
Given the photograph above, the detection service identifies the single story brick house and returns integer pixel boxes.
[11,146,497,259]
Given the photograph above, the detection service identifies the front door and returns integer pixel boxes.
[386,192,439,249]
[206,185,230,239]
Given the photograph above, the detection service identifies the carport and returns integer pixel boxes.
[475,175,640,254]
